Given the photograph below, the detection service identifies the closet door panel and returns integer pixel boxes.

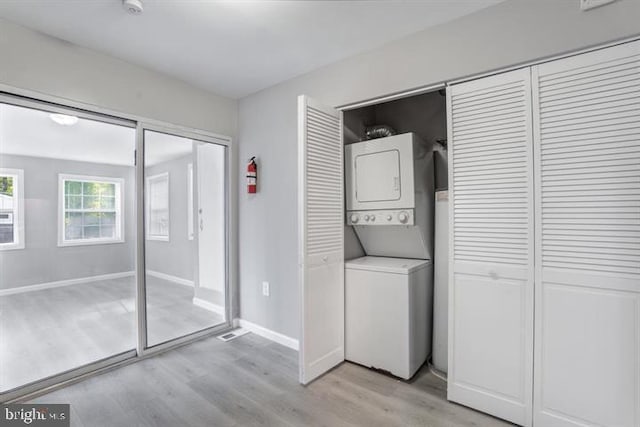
[533,40,640,427]
[448,68,534,426]
[297,95,345,385]
[540,284,639,427]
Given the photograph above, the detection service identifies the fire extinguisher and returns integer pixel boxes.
[247,157,257,194]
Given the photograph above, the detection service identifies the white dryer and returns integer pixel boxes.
[345,256,433,379]
[345,132,434,260]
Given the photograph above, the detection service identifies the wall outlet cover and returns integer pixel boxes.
[262,281,270,297]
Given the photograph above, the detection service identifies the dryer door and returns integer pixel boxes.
[345,133,416,211]
[354,149,401,203]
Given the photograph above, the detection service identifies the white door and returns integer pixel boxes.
[298,95,344,384]
[447,68,535,426]
[532,40,640,427]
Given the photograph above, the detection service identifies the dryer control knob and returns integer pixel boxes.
[350,214,359,224]
[364,215,370,221]
[387,215,392,221]
[398,212,409,223]
[370,215,375,222]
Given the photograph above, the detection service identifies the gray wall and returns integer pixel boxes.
[145,154,195,281]
[237,0,640,339]
[0,154,135,289]
[0,19,237,137]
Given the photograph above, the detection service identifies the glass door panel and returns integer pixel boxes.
[0,101,137,392]
[143,130,226,347]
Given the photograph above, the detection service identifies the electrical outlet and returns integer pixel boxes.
[580,0,617,11]
[262,281,270,297]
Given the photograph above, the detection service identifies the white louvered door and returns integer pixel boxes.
[447,68,534,426]
[297,95,344,385]
[532,41,640,427]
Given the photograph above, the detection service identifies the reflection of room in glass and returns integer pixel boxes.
[145,172,169,241]
[144,130,227,346]
[61,176,122,243]
[0,176,15,244]
[0,169,24,250]
[0,102,136,392]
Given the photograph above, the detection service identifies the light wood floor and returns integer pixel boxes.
[29,333,512,427]
[0,276,224,392]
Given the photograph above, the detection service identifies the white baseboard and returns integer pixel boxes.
[146,270,194,287]
[192,297,225,316]
[235,318,299,351]
[0,271,135,296]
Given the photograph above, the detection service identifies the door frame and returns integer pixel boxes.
[0,90,236,403]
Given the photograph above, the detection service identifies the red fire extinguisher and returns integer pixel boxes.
[247,157,257,194]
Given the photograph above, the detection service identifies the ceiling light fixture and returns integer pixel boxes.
[123,0,144,15]
[50,114,79,126]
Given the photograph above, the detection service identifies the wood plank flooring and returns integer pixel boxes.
[0,276,224,391]
[29,333,512,427]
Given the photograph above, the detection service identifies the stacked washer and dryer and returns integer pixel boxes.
[344,132,435,380]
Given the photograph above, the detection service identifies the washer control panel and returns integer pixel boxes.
[347,209,414,226]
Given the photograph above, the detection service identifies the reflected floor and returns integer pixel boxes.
[0,276,224,392]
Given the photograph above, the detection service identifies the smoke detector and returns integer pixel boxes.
[123,0,143,15]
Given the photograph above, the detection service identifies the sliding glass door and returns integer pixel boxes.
[0,95,231,401]
[143,129,227,347]
[0,99,137,393]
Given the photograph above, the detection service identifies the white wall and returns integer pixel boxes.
[237,0,640,340]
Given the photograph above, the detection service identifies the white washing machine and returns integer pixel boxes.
[345,256,433,380]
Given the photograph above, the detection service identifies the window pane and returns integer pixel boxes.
[100,225,114,238]
[83,212,100,226]
[83,195,99,210]
[65,226,83,240]
[100,196,115,210]
[99,183,116,197]
[65,212,83,228]
[150,209,168,236]
[63,179,120,242]
[82,182,100,195]
[0,176,14,197]
[65,180,82,195]
[0,225,14,244]
[101,212,116,226]
[83,225,100,239]
[65,195,82,209]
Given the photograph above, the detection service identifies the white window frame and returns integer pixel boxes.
[0,168,25,251]
[187,163,194,240]
[58,173,125,247]
[146,172,170,242]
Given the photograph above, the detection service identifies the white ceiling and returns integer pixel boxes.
[0,103,192,166]
[0,0,501,99]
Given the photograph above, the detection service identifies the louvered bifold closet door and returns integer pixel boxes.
[447,68,534,426]
[297,95,344,385]
[532,41,640,427]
